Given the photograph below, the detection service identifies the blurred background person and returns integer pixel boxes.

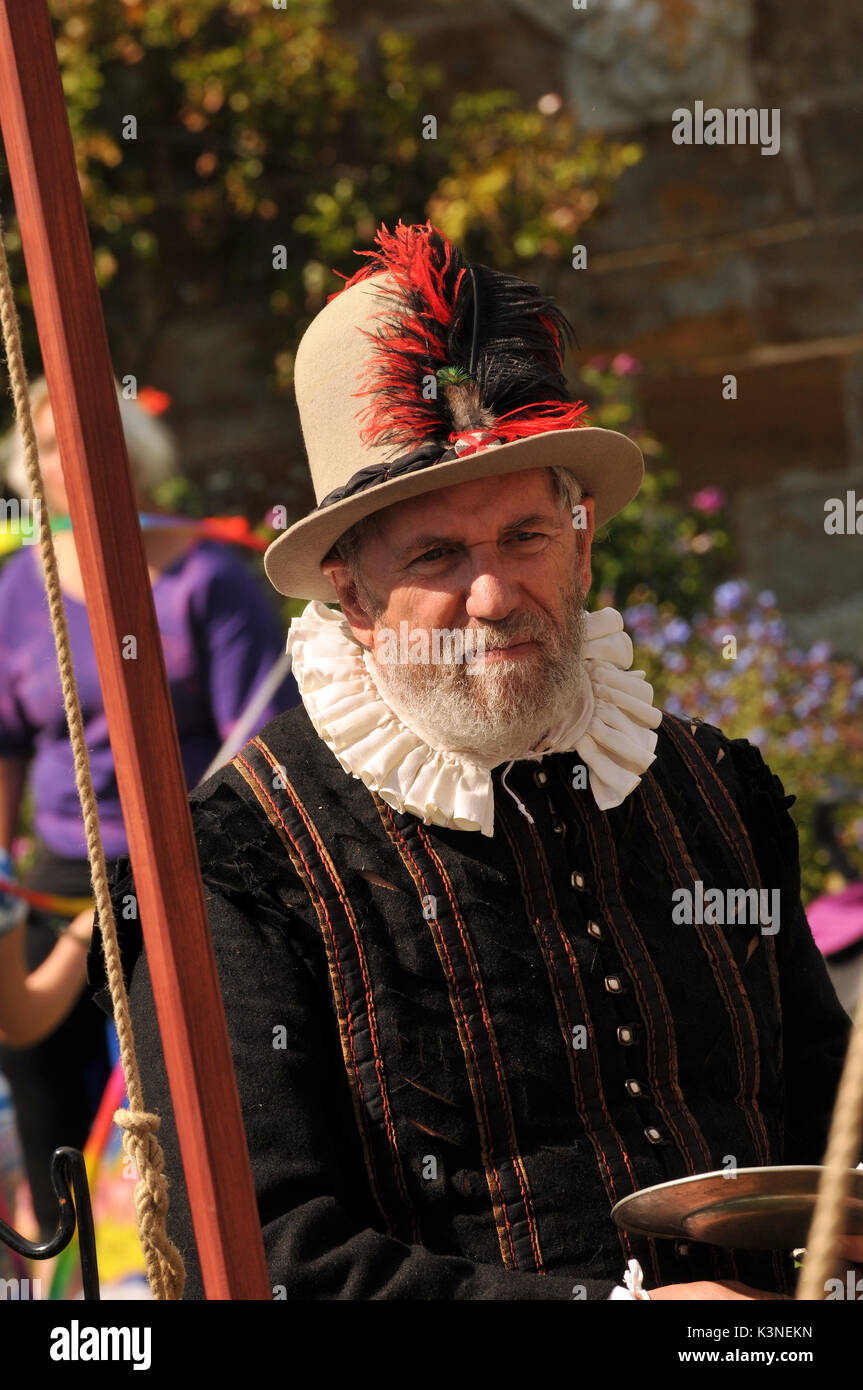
[0,376,298,1238]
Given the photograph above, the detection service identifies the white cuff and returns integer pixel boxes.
[621,1258,651,1299]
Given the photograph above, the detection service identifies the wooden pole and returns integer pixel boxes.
[0,0,270,1300]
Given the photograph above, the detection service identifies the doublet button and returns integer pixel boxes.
[534,769,548,786]
[604,975,624,994]
[617,1025,635,1046]
[571,871,587,890]
[586,920,603,940]
[644,1126,664,1144]
[625,1079,643,1096]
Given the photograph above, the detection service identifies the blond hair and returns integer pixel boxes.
[0,375,177,499]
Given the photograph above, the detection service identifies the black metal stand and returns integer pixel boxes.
[0,1146,100,1300]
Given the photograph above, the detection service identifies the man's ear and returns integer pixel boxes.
[319,555,377,649]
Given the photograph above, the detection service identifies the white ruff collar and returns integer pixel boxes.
[286,601,662,837]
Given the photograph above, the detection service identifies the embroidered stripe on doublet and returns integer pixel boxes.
[654,719,791,1293]
[232,737,418,1243]
[373,794,545,1273]
[661,718,783,1066]
[639,775,772,1167]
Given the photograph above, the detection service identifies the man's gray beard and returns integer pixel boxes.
[365,577,587,766]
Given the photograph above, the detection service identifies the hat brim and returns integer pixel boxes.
[264,426,643,601]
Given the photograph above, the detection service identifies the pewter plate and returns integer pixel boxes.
[611,1166,863,1250]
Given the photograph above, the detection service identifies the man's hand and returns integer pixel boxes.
[647,1280,792,1301]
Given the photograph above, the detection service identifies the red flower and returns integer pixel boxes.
[136,386,172,415]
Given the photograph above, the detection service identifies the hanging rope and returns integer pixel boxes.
[0,205,184,1300]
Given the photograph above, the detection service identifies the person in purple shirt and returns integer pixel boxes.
[0,376,299,1235]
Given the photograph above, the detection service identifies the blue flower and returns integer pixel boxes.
[793,694,820,719]
[623,602,659,626]
[807,640,832,663]
[787,729,811,751]
[757,590,777,609]
[713,580,750,615]
[748,726,768,747]
[665,617,691,645]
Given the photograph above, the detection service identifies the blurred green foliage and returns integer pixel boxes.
[0,0,642,620]
[0,0,640,405]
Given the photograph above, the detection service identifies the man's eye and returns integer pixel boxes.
[412,547,448,565]
[408,533,546,566]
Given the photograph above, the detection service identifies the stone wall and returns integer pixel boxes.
[558,0,863,659]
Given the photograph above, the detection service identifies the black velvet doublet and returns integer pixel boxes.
[90,705,853,1300]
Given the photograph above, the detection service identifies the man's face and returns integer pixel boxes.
[322,468,595,762]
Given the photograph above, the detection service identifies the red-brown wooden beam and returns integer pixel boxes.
[0,0,270,1300]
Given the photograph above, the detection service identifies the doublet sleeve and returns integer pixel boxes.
[90,778,613,1300]
[713,729,855,1167]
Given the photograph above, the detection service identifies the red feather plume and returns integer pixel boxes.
[326,219,590,451]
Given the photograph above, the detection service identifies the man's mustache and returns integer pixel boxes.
[450,613,560,652]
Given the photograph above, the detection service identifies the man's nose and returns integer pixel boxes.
[463,554,520,623]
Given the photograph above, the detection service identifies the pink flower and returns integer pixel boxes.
[690,486,727,515]
[10,835,31,863]
[611,352,642,376]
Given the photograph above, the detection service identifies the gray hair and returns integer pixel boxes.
[333,464,585,612]
[0,375,177,499]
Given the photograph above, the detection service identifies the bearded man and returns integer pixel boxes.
[92,222,853,1301]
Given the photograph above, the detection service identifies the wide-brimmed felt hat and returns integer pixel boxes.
[265,220,644,601]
